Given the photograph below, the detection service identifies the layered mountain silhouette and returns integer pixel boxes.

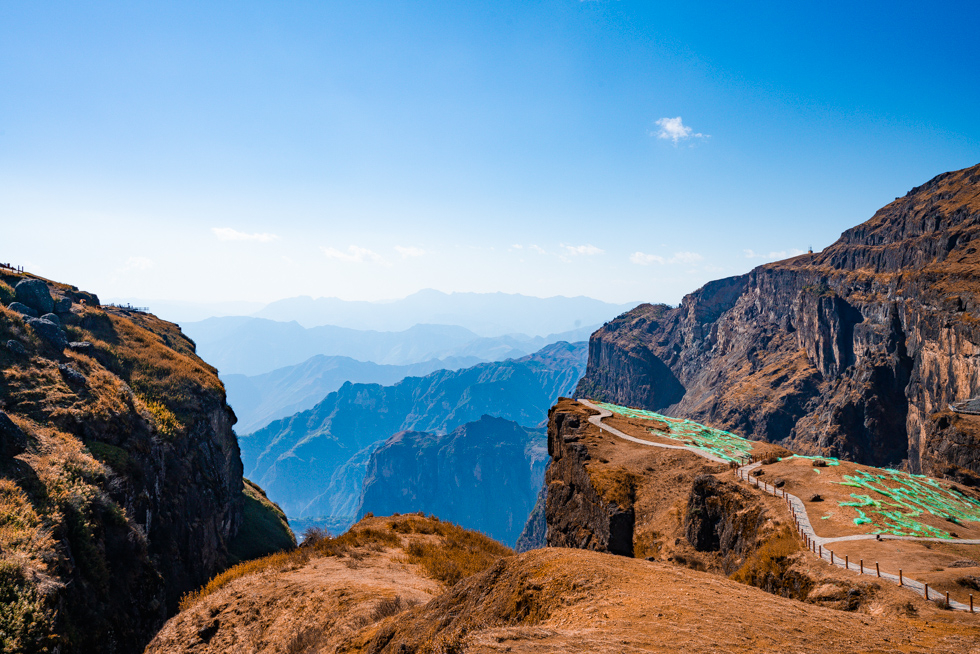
[223,355,482,433]
[184,318,596,376]
[239,341,587,537]
[252,289,636,333]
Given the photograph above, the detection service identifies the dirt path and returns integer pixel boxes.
[578,399,729,464]
[578,399,979,614]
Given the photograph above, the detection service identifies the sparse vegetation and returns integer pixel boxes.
[0,280,14,305]
[228,479,296,563]
[402,520,513,586]
[731,527,813,600]
[179,515,511,611]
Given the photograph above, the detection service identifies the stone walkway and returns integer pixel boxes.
[578,399,979,614]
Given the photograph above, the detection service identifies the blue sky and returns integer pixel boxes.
[2,0,978,305]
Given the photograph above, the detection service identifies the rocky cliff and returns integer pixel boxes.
[0,272,288,653]
[544,402,634,556]
[576,163,980,476]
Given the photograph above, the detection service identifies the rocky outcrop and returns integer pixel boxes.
[576,163,980,475]
[921,410,980,486]
[514,483,547,552]
[544,405,634,556]
[0,273,289,653]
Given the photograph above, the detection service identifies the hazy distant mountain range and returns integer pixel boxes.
[184,318,597,376]
[223,355,484,434]
[114,289,637,337]
[238,341,587,541]
[252,289,637,334]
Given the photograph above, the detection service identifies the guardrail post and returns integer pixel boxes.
[925,583,929,600]
[860,559,863,574]
[875,562,879,577]
[899,569,903,586]
[845,555,849,570]
[971,594,974,613]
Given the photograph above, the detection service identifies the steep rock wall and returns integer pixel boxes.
[576,163,980,475]
[0,273,257,653]
[544,405,633,556]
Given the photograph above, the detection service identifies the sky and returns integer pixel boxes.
[2,0,978,306]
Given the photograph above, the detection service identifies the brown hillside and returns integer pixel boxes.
[145,512,980,654]
[144,514,512,654]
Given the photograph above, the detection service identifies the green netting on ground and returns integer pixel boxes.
[836,469,980,538]
[593,401,755,464]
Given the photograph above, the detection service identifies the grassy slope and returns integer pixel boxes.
[229,479,297,562]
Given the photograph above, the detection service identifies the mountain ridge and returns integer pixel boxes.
[239,340,587,525]
[576,162,980,477]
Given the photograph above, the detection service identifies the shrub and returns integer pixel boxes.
[401,520,512,586]
[0,561,57,654]
[0,281,14,306]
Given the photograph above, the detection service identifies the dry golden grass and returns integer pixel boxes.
[178,515,512,612]
[586,466,640,510]
[0,479,54,572]
[396,517,512,586]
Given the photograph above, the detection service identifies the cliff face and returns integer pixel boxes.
[544,402,634,556]
[576,163,980,476]
[0,272,270,653]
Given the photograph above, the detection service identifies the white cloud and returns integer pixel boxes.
[562,244,604,256]
[630,252,666,265]
[510,244,523,250]
[321,245,389,265]
[630,251,704,265]
[121,256,153,271]
[744,248,807,260]
[653,116,707,144]
[212,227,279,242]
[395,245,426,258]
[670,251,704,264]
[529,244,547,255]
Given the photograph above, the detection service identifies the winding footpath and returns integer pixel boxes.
[578,399,979,613]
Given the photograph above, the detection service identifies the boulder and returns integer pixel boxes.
[6,340,27,356]
[54,297,72,313]
[26,317,67,350]
[6,302,38,318]
[59,364,86,386]
[41,312,61,327]
[69,341,94,354]
[15,279,54,314]
[0,410,28,458]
